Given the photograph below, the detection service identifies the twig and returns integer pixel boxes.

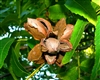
[0,73,10,79]
[25,63,44,80]
[76,42,92,50]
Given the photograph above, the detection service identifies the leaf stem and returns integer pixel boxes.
[26,63,44,80]
[77,52,80,80]
[17,38,28,42]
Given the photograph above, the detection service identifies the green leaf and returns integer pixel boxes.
[1,14,19,27]
[11,48,28,77]
[16,0,21,18]
[80,59,94,73]
[44,0,51,7]
[0,38,14,68]
[8,65,18,80]
[62,19,88,64]
[11,30,31,38]
[48,4,66,21]
[59,67,78,80]
[14,42,21,59]
[92,0,100,6]
[22,0,32,12]
[0,8,10,14]
[64,0,97,26]
[27,38,39,49]
[91,16,100,80]
[91,2,100,14]
[35,3,47,17]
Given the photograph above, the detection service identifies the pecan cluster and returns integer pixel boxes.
[24,18,73,67]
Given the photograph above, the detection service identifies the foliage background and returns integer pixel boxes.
[0,0,100,80]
